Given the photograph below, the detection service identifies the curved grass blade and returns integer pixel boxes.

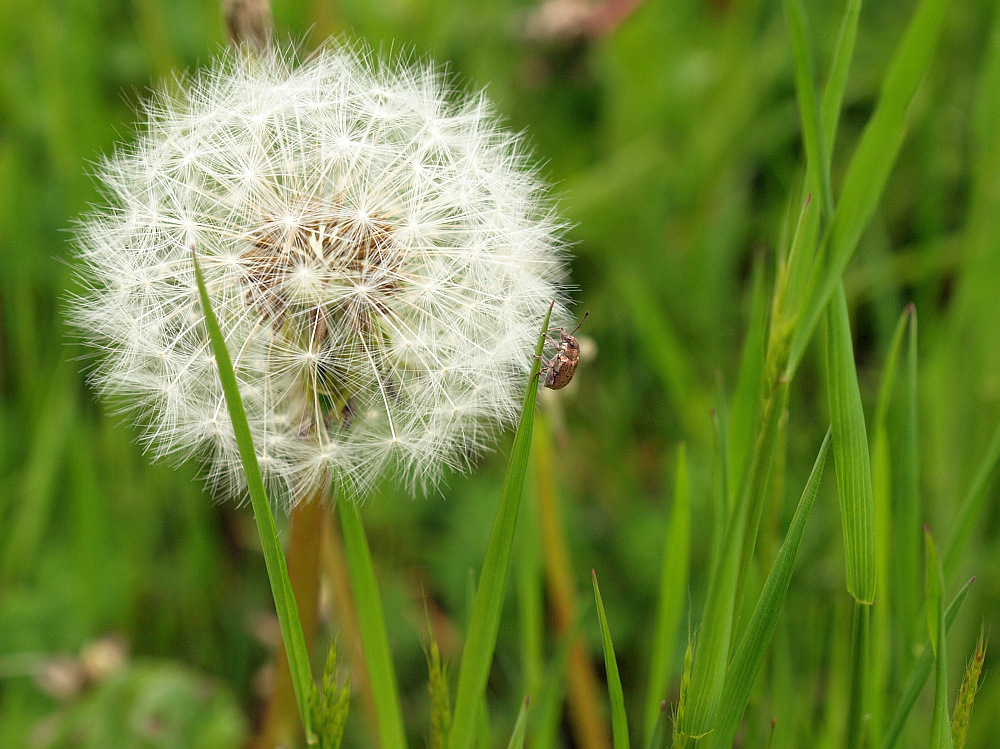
[819,0,863,150]
[448,303,553,749]
[648,701,669,749]
[593,571,630,749]
[944,418,1000,581]
[728,261,768,505]
[192,251,314,740]
[784,0,831,216]
[869,306,912,745]
[337,497,408,749]
[506,697,530,749]
[881,578,975,749]
[709,430,831,749]
[895,310,922,673]
[643,442,690,742]
[925,530,953,749]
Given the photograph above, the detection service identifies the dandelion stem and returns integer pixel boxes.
[222,0,273,54]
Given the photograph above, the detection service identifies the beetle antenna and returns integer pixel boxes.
[569,311,589,337]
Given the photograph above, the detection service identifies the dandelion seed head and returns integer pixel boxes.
[71,42,570,508]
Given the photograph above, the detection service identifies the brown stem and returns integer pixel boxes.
[534,417,612,749]
[222,0,273,54]
[319,509,380,745]
[255,495,324,749]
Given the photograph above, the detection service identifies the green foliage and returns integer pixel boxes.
[6,0,1000,746]
[35,660,248,749]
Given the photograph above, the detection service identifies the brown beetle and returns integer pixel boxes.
[539,312,588,390]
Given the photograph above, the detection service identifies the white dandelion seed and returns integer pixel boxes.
[70,42,570,508]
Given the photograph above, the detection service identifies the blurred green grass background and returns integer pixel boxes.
[3,0,1000,746]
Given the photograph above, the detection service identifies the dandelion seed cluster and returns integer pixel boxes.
[73,44,569,507]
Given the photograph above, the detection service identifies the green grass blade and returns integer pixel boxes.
[336,497,408,749]
[593,571,630,749]
[644,442,690,742]
[517,462,544,700]
[506,697,530,749]
[648,701,669,749]
[824,284,876,603]
[897,310,922,669]
[728,260,768,505]
[764,719,777,749]
[192,252,314,739]
[869,306,912,744]
[709,430,831,749]
[677,379,789,742]
[786,0,953,376]
[881,578,974,749]
[448,303,553,749]
[846,601,872,749]
[872,307,912,431]
[925,530,953,749]
[944,418,1000,581]
[784,0,831,217]
[819,0,863,151]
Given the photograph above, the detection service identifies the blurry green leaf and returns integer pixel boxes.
[728,260,768,505]
[531,610,581,748]
[944,418,1000,581]
[448,304,552,749]
[593,571,630,749]
[193,252,314,740]
[644,442,690,742]
[505,697,530,749]
[648,700,670,749]
[869,306,911,743]
[42,661,248,749]
[615,272,709,441]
